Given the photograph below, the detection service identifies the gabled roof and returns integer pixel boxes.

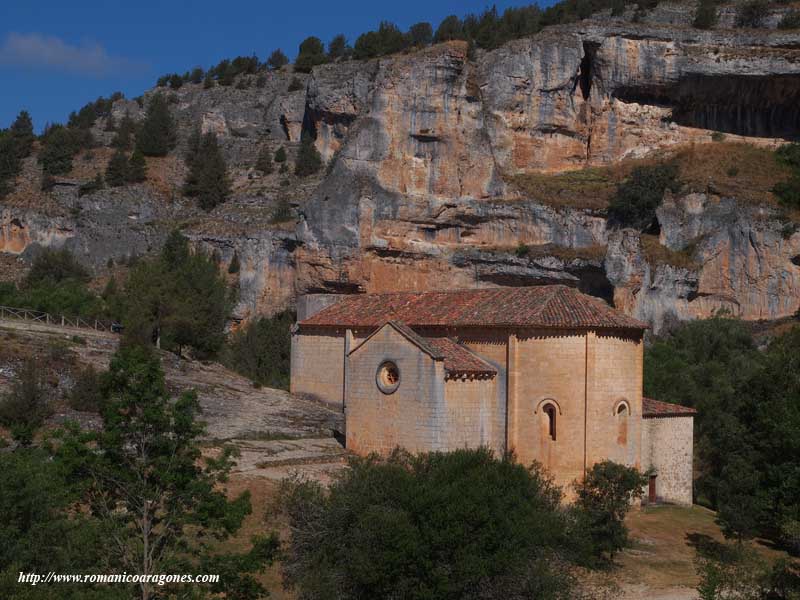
[349,321,497,377]
[642,397,697,418]
[300,285,647,331]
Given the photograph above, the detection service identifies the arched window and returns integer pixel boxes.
[615,401,629,446]
[543,403,557,441]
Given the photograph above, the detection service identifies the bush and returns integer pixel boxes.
[0,359,51,445]
[255,145,273,174]
[26,247,89,286]
[573,461,647,562]
[327,34,349,60]
[274,146,287,163]
[736,0,769,28]
[295,36,328,73]
[267,48,288,70]
[607,162,681,229]
[408,22,434,46]
[270,198,293,223]
[779,9,800,28]
[279,448,581,600]
[68,365,104,412]
[694,0,719,28]
[294,132,322,177]
[287,77,304,92]
[78,173,104,196]
[227,251,240,274]
[224,310,294,389]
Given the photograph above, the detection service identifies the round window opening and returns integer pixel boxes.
[376,361,400,394]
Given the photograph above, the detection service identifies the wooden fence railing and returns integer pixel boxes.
[0,305,118,333]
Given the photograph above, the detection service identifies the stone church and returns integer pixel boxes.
[291,285,695,504]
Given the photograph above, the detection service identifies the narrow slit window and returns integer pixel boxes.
[543,404,557,441]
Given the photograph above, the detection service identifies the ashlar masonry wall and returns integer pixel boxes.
[290,328,346,407]
[642,415,694,506]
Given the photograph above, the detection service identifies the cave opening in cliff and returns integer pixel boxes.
[578,42,600,101]
[613,74,800,139]
[643,217,661,236]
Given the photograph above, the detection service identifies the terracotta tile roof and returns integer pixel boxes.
[642,397,697,418]
[425,337,497,377]
[352,321,497,377]
[300,285,647,331]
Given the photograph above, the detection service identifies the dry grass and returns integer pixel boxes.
[518,243,608,262]
[675,142,793,206]
[618,504,798,592]
[509,142,795,212]
[640,234,699,270]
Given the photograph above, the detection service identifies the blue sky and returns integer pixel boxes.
[0,0,540,132]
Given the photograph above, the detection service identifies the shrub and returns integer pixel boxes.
[26,247,89,286]
[736,0,769,28]
[295,36,328,73]
[294,132,322,177]
[255,145,273,174]
[224,310,294,389]
[0,359,51,445]
[266,48,288,70]
[327,34,349,60]
[694,0,719,29]
[274,146,287,163]
[573,461,647,561]
[607,162,681,229]
[408,22,434,46]
[227,251,240,274]
[78,173,104,196]
[270,198,293,223]
[287,77,304,92]
[778,9,800,28]
[68,365,104,412]
[279,448,580,599]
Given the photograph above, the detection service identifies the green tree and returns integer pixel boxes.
[266,48,288,70]
[255,144,273,174]
[573,461,647,562]
[408,22,434,46]
[79,345,278,600]
[608,163,681,229]
[135,93,177,157]
[327,34,348,60]
[274,146,287,163]
[25,247,89,286]
[294,132,322,177]
[39,125,85,176]
[0,359,51,446]
[10,110,35,158]
[295,36,328,73]
[435,15,465,42]
[127,148,147,183]
[111,111,137,150]
[123,230,231,357]
[105,149,130,187]
[227,250,240,274]
[224,310,294,389]
[183,131,232,210]
[280,448,579,600]
[736,0,769,27]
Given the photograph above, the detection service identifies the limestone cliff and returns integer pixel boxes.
[2,7,799,332]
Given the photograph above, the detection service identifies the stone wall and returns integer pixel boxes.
[442,376,502,454]
[290,328,346,407]
[508,329,643,493]
[344,325,446,454]
[642,415,694,506]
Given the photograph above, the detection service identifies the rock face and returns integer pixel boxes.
[2,13,800,332]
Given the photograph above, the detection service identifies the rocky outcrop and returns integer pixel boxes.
[2,13,800,332]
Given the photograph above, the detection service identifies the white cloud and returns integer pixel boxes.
[0,32,142,77]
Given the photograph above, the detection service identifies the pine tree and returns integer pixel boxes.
[10,110,35,159]
[183,132,231,211]
[295,132,322,177]
[127,149,147,183]
[106,149,130,187]
[135,93,176,157]
[267,49,288,70]
[111,111,136,150]
[295,37,328,73]
[255,145,273,174]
